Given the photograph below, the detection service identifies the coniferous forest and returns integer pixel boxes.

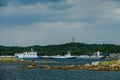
[0,42,120,56]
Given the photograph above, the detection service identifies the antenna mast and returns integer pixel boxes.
[72,37,75,43]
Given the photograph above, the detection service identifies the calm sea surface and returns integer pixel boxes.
[0,59,120,80]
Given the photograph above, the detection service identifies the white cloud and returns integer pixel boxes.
[0,21,89,46]
[64,0,80,5]
[16,22,88,31]
[111,8,120,20]
[96,8,120,23]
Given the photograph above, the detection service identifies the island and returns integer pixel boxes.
[23,59,120,71]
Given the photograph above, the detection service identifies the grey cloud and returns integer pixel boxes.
[1,0,120,46]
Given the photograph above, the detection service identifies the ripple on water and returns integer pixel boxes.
[0,59,120,80]
[0,68,120,80]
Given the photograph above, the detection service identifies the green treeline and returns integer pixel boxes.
[0,42,120,56]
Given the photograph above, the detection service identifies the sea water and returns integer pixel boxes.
[0,59,120,80]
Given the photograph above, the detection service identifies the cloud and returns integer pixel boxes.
[0,2,49,15]
[1,21,88,31]
[0,0,106,26]
[0,0,80,16]
[0,0,120,46]
[0,0,87,27]
[64,0,80,5]
[104,0,120,1]
[0,21,88,46]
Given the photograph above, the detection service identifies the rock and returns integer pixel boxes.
[43,65,51,69]
[84,64,90,66]
[91,61,100,66]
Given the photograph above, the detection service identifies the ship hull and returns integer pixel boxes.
[50,56,76,59]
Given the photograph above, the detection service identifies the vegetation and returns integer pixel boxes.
[0,57,24,62]
[100,59,120,66]
[0,42,120,56]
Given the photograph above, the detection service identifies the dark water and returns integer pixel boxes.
[0,59,120,80]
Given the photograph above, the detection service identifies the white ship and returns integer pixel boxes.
[14,49,38,59]
[50,51,76,59]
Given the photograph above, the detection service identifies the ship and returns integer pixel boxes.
[50,51,76,59]
[77,51,103,59]
[14,48,39,59]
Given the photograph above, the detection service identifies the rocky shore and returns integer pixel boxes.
[1,57,120,71]
[23,60,120,71]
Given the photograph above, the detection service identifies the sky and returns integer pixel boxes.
[0,0,120,46]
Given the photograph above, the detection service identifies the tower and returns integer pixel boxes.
[72,37,75,43]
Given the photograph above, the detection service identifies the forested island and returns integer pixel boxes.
[0,42,120,56]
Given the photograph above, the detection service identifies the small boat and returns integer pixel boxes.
[50,51,76,59]
[14,48,39,59]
